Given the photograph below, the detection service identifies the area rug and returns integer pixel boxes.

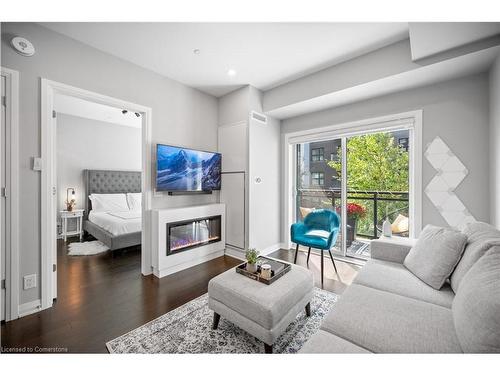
[106,287,337,354]
[68,240,109,256]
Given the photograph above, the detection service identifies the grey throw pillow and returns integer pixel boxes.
[452,246,500,353]
[450,222,500,293]
[404,225,467,290]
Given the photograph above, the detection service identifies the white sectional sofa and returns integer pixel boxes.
[300,222,500,353]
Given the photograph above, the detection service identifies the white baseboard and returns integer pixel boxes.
[225,242,282,260]
[153,250,225,278]
[259,243,282,256]
[18,299,42,318]
[224,246,245,261]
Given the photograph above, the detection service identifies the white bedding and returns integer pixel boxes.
[88,210,142,236]
[107,211,141,220]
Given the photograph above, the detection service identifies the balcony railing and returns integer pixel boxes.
[297,188,409,239]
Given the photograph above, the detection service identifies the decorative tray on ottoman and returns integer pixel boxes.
[236,256,291,285]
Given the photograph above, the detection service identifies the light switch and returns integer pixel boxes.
[23,274,37,290]
[33,157,42,171]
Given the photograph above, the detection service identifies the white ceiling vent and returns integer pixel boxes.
[251,111,268,124]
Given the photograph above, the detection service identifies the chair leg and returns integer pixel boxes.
[328,249,338,275]
[212,312,220,330]
[320,250,324,286]
[294,243,299,264]
[264,343,273,354]
[306,247,311,265]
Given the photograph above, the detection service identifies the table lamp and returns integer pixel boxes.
[66,188,76,211]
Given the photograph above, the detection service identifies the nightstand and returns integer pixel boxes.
[60,209,85,242]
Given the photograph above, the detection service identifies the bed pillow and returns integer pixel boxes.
[126,193,142,211]
[403,224,467,290]
[89,193,129,212]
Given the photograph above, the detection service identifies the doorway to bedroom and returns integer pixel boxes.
[41,80,152,311]
[54,93,142,297]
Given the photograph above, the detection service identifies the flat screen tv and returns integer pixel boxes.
[156,144,222,192]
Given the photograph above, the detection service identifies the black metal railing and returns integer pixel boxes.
[297,188,409,239]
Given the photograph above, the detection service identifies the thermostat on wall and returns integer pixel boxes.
[11,36,36,57]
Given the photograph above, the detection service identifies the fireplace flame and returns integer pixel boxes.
[171,236,220,252]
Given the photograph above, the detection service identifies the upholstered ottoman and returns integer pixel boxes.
[208,264,314,353]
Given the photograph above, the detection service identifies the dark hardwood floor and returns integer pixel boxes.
[1,240,360,353]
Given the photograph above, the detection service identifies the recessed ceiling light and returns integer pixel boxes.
[227,69,237,77]
[193,49,200,55]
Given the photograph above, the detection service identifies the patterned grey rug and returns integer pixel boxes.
[106,287,337,354]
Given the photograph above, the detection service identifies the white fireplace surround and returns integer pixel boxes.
[152,203,226,278]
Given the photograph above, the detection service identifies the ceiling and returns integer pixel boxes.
[40,22,409,97]
[268,45,500,119]
[54,94,142,128]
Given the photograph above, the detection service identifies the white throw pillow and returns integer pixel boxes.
[126,193,142,211]
[89,193,129,212]
[404,224,467,290]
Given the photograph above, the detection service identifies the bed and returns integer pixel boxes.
[83,169,142,252]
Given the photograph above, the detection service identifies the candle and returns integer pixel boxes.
[261,264,272,279]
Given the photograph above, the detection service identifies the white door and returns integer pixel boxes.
[220,172,245,249]
[218,122,248,250]
[1,74,6,321]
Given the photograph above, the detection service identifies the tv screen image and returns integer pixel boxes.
[156,144,222,192]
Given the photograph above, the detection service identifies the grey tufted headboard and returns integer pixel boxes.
[84,169,141,218]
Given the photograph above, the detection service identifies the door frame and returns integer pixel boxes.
[1,67,20,321]
[40,79,153,310]
[282,110,423,251]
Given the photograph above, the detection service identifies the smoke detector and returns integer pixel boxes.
[11,36,35,57]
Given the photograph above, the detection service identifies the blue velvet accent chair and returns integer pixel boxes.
[290,209,340,285]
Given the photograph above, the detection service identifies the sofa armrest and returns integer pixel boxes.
[370,237,417,264]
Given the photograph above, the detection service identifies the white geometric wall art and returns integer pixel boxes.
[424,136,476,230]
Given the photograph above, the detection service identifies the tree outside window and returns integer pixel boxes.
[327,132,409,237]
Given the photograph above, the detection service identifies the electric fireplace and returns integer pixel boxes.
[166,215,222,256]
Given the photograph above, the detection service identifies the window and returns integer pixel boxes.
[311,172,324,186]
[398,137,409,151]
[295,126,414,261]
[311,148,324,162]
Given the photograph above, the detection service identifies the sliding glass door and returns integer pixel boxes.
[296,138,343,254]
[344,130,410,259]
[295,128,411,260]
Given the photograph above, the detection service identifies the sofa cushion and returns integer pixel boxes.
[404,225,467,289]
[452,246,500,353]
[321,284,462,353]
[354,259,455,307]
[299,330,371,353]
[450,222,500,293]
[208,265,313,330]
[370,237,417,264]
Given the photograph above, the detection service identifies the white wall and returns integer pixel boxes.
[490,55,500,228]
[218,85,282,253]
[56,114,141,217]
[282,73,491,232]
[218,86,250,126]
[1,22,218,305]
